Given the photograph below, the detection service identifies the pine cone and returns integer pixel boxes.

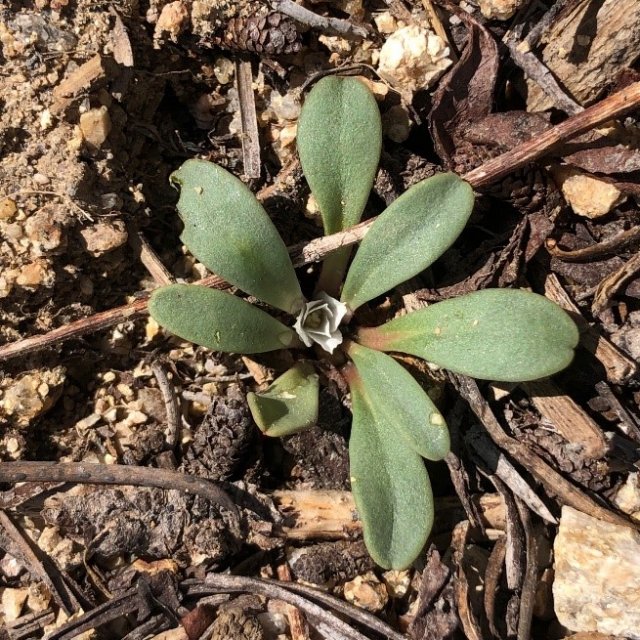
[220,10,301,54]
[192,0,301,55]
[181,384,255,481]
[209,608,265,640]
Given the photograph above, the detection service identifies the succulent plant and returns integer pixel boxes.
[149,76,579,569]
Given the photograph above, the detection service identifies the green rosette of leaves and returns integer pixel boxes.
[150,76,579,570]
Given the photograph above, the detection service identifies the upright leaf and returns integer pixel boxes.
[297,76,382,235]
[346,343,450,461]
[171,159,303,314]
[341,173,474,311]
[248,362,319,437]
[346,363,434,570]
[357,289,580,381]
[150,285,299,354]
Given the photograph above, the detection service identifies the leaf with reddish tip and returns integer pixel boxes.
[357,289,579,381]
[150,284,298,354]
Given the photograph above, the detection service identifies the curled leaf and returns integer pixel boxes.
[150,284,298,354]
[357,289,579,382]
[247,362,319,437]
[171,159,303,314]
[341,173,474,311]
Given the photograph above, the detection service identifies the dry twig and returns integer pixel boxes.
[272,0,368,39]
[0,462,236,514]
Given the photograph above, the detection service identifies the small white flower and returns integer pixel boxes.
[293,292,348,353]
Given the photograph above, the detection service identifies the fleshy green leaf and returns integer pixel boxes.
[341,173,474,311]
[149,284,298,354]
[346,343,450,460]
[297,76,382,235]
[346,363,434,569]
[247,362,319,437]
[170,159,303,314]
[357,289,580,382]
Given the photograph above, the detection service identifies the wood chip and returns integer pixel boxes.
[51,54,108,115]
[543,272,637,383]
[527,0,640,110]
[524,379,608,460]
[235,59,261,179]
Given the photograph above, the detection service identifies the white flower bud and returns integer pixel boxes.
[293,292,348,353]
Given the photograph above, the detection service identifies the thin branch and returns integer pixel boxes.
[545,225,640,262]
[272,0,368,39]
[0,461,236,514]
[151,362,181,450]
[188,573,405,640]
[1,81,639,362]
[129,230,174,285]
[464,80,640,188]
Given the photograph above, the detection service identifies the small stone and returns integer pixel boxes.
[1,367,65,428]
[0,198,18,220]
[343,572,389,612]
[551,166,625,218]
[16,259,52,287]
[154,1,189,42]
[374,11,397,35]
[553,506,640,638]
[477,0,525,20]
[611,473,640,521]
[27,583,51,613]
[39,108,54,130]
[378,25,452,100]
[0,554,24,578]
[213,56,235,85]
[1,587,29,621]
[382,569,411,598]
[5,437,20,454]
[128,410,148,425]
[38,526,63,554]
[33,172,50,185]
[79,106,112,149]
[80,220,128,256]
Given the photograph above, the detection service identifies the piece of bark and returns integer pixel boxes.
[523,379,608,460]
[408,546,457,640]
[542,272,637,383]
[527,0,640,111]
[235,59,261,179]
[483,536,506,638]
[51,54,110,114]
